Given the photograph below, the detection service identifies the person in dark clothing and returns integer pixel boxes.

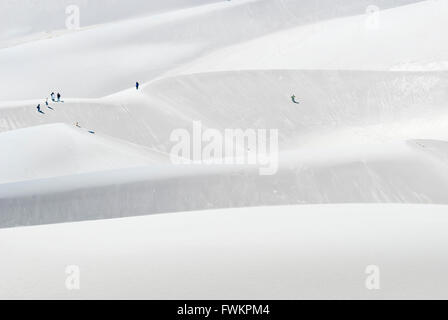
[136,82,140,90]
[291,95,299,104]
[57,93,61,102]
[51,92,55,102]
[36,104,41,113]
[46,98,54,110]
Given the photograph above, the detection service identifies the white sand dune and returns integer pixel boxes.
[0,123,167,184]
[1,0,448,300]
[2,70,448,149]
[2,203,448,299]
[171,0,448,74]
[3,137,448,228]
[1,69,448,227]
[0,0,425,101]
[0,0,220,46]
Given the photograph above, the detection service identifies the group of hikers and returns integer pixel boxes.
[51,92,62,103]
[36,82,296,116]
[36,91,63,113]
[33,81,141,133]
[35,81,141,115]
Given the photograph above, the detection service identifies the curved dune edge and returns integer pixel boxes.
[1,203,448,299]
[1,69,448,227]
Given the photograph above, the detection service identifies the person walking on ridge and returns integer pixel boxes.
[291,95,299,104]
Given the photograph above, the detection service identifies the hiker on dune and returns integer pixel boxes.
[291,95,299,104]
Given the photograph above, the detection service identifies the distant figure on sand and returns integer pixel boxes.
[75,121,81,128]
[36,104,42,113]
[57,93,61,102]
[291,95,299,104]
[51,92,55,102]
[136,82,140,90]
[46,98,54,110]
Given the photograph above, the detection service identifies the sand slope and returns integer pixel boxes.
[2,204,448,299]
[0,123,167,183]
[172,0,448,74]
